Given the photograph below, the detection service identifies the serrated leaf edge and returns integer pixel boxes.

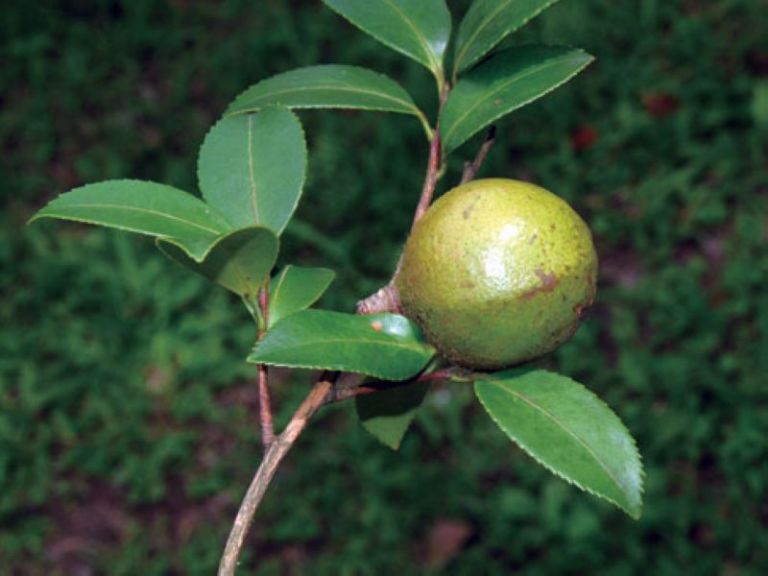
[225,65,422,117]
[246,351,432,382]
[196,107,307,236]
[474,374,643,519]
[454,0,562,74]
[30,179,232,262]
[156,224,279,274]
[268,266,336,327]
[322,0,445,75]
[443,48,594,152]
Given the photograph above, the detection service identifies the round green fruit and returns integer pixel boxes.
[395,178,597,370]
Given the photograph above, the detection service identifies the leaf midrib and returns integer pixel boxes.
[257,336,432,355]
[42,203,224,235]
[444,53,581,145]
[246,115,261,224]
[380,0,440,72]
[237,84,417,114]
[484,378,625,497]
[455,0,516,71]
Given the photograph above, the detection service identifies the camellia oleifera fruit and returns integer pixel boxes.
[395,178,597,370]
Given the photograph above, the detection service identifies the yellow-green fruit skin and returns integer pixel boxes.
[395,178,597,370]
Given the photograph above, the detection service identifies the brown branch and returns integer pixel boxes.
[257,288,275,449]
[218,372,338,576]
[219,82,465,576]
[411,131,442,228]
[410,84,450,229]
[460,125,497,184]
[257,364,274,448]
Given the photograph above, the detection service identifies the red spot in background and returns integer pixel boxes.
[424,519,473,569]
[642,92,680,119]
[570,124,598,151]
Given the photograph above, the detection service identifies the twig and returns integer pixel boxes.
[325,369,461,403]
[219,82,468,575]
[357,108,444,315]
[257,365,274,449]
[460,126,497,184]
[218,372,338,576]
[257,288,275,449]
[411,131,442,228]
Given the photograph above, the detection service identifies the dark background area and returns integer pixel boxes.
[2,0,768,574]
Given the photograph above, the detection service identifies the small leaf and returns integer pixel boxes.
[227,65,424,119]
[356,381,431,449]
[157,226,278,297]
[454,0,562,74]
[30,179,230,261]
[248,310,435,381]
[198,107,306,234]
[475,369,643,519]
[441,46,593,153]
[322,0,451,78]
[268,265,335,327]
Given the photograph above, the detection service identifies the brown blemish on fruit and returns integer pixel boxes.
[572,288,595,319]
[520,269,559,300]
[462,197,480,220]
[528,234,538,245]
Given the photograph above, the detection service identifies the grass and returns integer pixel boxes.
[2,0,767,573]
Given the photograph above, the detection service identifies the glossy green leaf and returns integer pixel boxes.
[441,46,594,152]
[454,0,561,74]
[197,107,306,234]
[157,226,278,297]
[356,381,431,450]
[248,310,435,381]
[322,0,451,78]
[227,65,424,119]
[475,369,643,519]
[30,180,230,261]
[364,312,428,342]
[268,265,335,327]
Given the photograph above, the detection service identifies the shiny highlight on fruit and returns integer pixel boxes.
[395,178,597,370]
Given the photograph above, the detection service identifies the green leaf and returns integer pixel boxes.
[474,369,643,519]
[268,265,335,327]
[227,65,424,119]
[248,310,435,381]
[365,312,428,342]
[441,46,593,153]
[157,226,278,297]
[454,0,562,74]
[322,0,451,79]
[197,107,306,234]
[356,381,431,450]
[30,179,230,261]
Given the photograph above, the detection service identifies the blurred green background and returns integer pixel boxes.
[2,0,767,574]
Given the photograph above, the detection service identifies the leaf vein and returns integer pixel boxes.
[486,379,625,494]
[43,203,223,235]
[247,115,260,224]
[238,85,417,114]
[445,56,574,143]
